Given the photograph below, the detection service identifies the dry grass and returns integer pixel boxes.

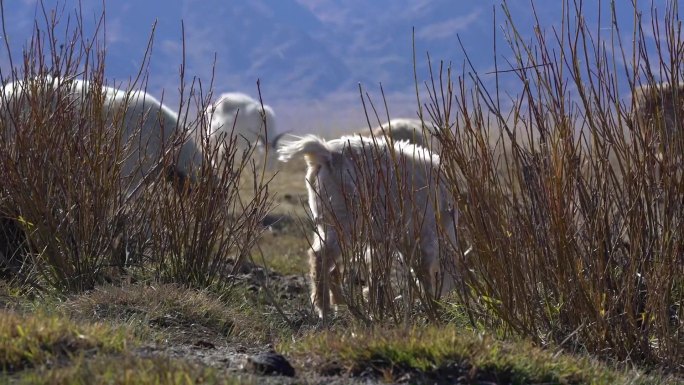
[0,1,272,292]
[425,0,684,370]
[63,284,238,341]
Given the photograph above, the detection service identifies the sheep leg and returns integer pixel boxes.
[309,235,341,320]
[417,238,442,299]
[438,207,460,296]
[329,264,345,310]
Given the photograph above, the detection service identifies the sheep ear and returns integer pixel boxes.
[271,131,290,148]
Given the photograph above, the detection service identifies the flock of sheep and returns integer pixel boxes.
[0,75,443,317]
[0,75,680,319]
[0,77,292,190]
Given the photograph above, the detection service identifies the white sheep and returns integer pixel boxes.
[277,134,459,319]
[205,92,284,169]
[369,118,436,150]
[0,76,204,193]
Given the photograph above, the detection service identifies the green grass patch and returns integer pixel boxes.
[0,310,130,373]
[0,280,33,311]
[283,326,668,384]
[12,355,256,385]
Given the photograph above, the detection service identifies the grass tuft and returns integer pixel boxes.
[13,355,256,385]
[0,310,130,373]
[284,326,669,384]
[62,283,264,343]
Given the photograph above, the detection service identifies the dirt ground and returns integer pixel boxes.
[120,256,387,385]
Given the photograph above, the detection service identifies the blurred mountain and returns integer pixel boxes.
[0,1,664,130]
[1,1,496,94]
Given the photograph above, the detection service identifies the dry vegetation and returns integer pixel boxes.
[429,0,684,369]
[0,0,682,384]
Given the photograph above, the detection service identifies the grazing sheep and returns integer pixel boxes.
[0,75,207,272]
[278,134,459,319]
[206,92,283,168]
[369,118,435,150]
[0,76,204,192]
[632,82,684,159]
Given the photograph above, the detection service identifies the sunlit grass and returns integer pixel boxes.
[284,326,670,384]
[0,310,131,372]
[62,283,277,345]
[12,355,257,385]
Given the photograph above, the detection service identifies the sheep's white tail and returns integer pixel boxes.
[277,135,331,165]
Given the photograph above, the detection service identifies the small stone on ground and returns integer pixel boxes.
[246,352,296,377]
